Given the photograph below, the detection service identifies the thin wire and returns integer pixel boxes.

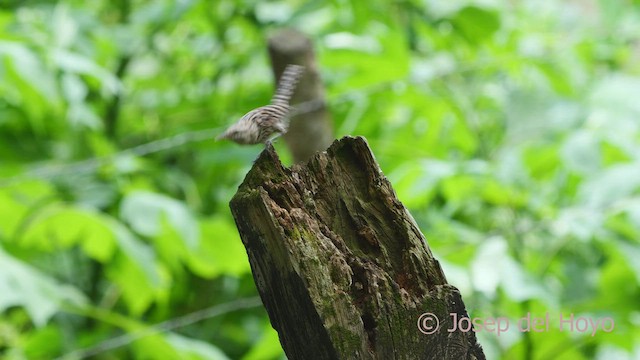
[0,127,222,188]
[55,296,263,360]
[0,91,359,188]
[0,61,485,189]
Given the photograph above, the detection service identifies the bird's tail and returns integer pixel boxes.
[271,64,305,107]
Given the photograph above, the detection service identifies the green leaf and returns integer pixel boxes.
[441,175,478,203]
[99,219,167,314]
[322,30,409,93]
[589,75,640,115]
[449,6,500,43]
[15,202,165,315]
[22,206,116,262]
[52,49,120,95]
[579,163,640,208]
[24,325,63,359]
[522,144,561,180]
[552,207,602,241]
[471,237,551,302]
[0,41,60,117]
[106,250,166,316]
[120,191,200,249]
[595,247,640,321]
[450,117,478,154]
[110,220,163,287]
[242,325,283,360]
[481,179,527,207]
[0,191,28,240]
[605,211,640,241]
[389,160,455,209]
[561,130,601,175]
[61,72,87,103]
[52,4,78,49]
[187,217,250,278]
[470,236,508,298]
[67,102,102,129]
[617,242,640,284]
[601,141,631,166]
[535,62,574,95]
[500,259,550,303]
[131,333,181,359]
[0,247,87,327]
[166,333,232,360]
[0,180,56,241]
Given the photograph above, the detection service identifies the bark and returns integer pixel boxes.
[268,29,334,163]
[230,136,485,360]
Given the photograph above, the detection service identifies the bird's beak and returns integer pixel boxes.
[215,132,227,141]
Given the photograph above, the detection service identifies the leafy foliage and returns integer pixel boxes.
[1,0,640,359]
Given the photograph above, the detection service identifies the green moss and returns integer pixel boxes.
[230,188,262,207]
[328,325,363,355]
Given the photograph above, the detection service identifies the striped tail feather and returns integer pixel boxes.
[271,64,305,106]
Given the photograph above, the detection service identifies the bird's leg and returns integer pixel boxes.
[264,140,277,154]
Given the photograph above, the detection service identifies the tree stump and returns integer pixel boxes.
[230,136,485,360]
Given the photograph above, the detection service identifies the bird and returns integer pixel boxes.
[217,64,305,145]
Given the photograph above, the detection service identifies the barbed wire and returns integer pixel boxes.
[55,296,263,360]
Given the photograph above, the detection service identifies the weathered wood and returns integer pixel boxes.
[268,29,333,163]
[230,136,485,360]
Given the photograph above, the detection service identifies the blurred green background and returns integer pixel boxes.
[1,0,640,359]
